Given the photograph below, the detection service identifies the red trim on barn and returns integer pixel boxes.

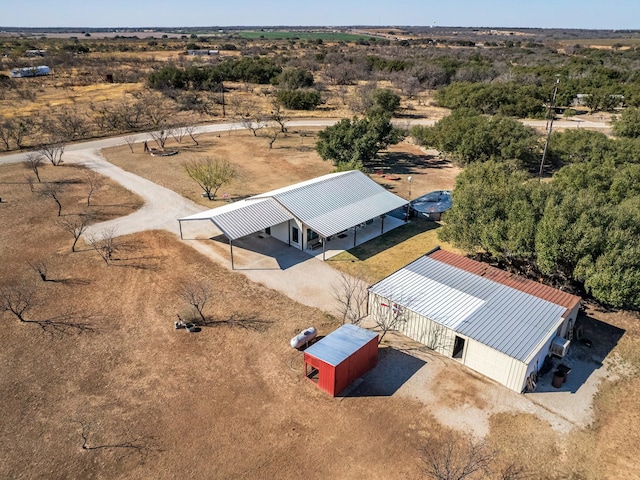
[428,248,581,316]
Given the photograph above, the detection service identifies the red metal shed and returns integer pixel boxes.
[303,324,378,396]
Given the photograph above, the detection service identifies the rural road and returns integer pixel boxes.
[0,116,610,315]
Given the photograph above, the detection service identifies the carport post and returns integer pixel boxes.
[353,226,357,247]
[230,240,235,270]
[380,214,385,234]
[322,237,326,261]
[178,220,183,239]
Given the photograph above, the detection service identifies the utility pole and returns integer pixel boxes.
[221,81,226,118]
[539,75,560,179]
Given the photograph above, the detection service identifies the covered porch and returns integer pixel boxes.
[303,214,406,260]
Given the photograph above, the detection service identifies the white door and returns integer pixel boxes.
[463,340,512,387]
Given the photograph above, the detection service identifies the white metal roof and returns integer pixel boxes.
[368,255,567,363]
[180,198,294,240]
[305,324,378,367]
[179,170,408,240]
[260,170,407,238]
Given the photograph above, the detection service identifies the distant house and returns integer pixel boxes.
[179,170,408,265]
[24,49,46,57]
[368,247,581,393]
[187,49,219,56]
[9,65,50,78]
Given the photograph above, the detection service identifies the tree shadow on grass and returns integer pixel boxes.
[189,313,273,332]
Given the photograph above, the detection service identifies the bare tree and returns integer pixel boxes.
[332,270,368,325]
[40,182,63,216]
[241,115,265,137]
[184,125,200,146]
[58,213,94,252]
[87,227,119,265]
[0,281,91,332]
[269,101,289,133]
[148,129,171,150]
[183,157,236,200]
[28,259,49,281]
[422,433,494,480]
[0,117,32,150]
[371,291,413,344]
[38,142,66,166]
[170,125,189,144]
[52,108,90,141]
[85,171,103,207]
[24,152,44,182]
[0,282,36,322]
[122,135,137,153]
[261,126,281,149]
[177,280,211,323]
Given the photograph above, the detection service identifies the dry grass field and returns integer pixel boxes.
[0,161,444,480]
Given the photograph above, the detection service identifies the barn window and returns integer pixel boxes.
[292,226,299,243]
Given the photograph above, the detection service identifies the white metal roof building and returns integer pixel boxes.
[368,248,581,392]
[179,170,408,265]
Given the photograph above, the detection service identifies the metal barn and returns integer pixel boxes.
[368,248,581,393]
[303,324,378,396]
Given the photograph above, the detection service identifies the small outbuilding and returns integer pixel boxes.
[368,247,581,393]
[303,324,378,396]
[10,65,50,78]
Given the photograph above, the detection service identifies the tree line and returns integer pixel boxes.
[439,130,640,308]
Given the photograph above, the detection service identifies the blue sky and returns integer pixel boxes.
[1,0,638,29]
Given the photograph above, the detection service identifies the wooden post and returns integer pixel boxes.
[179,220,183,239]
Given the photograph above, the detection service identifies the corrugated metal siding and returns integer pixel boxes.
[209,199,293,240]
[368,293,455,357]
[304,354,335,396]
[368,254,567,363]
[304,324,378,367]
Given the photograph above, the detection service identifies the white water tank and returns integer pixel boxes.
[290,327,317,348]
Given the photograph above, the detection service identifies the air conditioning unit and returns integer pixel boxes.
[550,336,570,358]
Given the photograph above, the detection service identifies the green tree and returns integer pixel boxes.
[183,157,236,200]
[316,113,404,170]
[276,90,322,110]
[274,67,314,89]
[439,161,542,262]
[368,88,401,115]
[612,107,640,138]
[411,110,541,169]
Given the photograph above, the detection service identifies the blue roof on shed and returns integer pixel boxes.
[305,324,378,367]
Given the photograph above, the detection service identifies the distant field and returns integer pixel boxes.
[235,30,373,42]
[558,37,640,48]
